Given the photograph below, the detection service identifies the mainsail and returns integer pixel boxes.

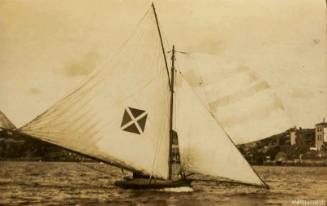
[176,53,292,144]
[19,9,171,179]
[16,4,283,187]
[175,73,265,186]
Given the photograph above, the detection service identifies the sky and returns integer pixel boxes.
[0,0,326,128]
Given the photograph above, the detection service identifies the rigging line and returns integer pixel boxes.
[88,27,149,84]
[116,23,149,70]
[162,26,171,53]
[92,18,159,88]
[150,116,165,179]
[177,71,214,119]
[99,29,147,77]
[93,7,154,81]
[122,32,157,78]
[179,53,213,114]
[152,33,165,73]
[178,72,268,188]
[161,19,172,72]
[149,56,167,178]
[187,54,207,94]
[89,7,152,77]
[147,37,165,81]
[151,3,171,89]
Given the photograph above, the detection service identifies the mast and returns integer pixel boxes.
[168,45,175,179]
[151,3,174,180]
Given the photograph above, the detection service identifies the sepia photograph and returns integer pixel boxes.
[0,0,326,205]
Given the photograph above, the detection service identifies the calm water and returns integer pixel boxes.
[0,162,326,206]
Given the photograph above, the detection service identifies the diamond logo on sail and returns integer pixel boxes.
[121,107,148,134]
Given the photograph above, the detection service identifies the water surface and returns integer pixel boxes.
[0,162,326,206]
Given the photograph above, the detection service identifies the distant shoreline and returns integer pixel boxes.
[1,159,326,167]
[0,159,95,163]
[251,161,327,167]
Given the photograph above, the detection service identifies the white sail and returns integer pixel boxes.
[0,111,15,129]
[19,10,170,179]
[175,73,265,186]
[176,53,292,144]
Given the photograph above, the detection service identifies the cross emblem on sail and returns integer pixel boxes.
[121,107,148,134]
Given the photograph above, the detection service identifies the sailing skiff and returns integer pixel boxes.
[15,3,292,189]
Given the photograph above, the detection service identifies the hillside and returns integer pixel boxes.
[0,128,91,161]
[238,128,327,166]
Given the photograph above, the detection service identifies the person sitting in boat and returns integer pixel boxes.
[132,171,150,179]
[123,170,150,180]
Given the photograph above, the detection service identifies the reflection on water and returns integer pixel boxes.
[0,162,326,206]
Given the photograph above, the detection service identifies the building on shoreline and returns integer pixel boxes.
[239,120,327,165]
[315,119,327,151]
[285,127,315,148]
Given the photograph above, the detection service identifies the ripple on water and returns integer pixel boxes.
[0,162,326,206]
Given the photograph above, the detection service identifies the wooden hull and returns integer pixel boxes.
[115,178,192,189]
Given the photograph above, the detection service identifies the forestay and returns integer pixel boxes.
[176,53,292,144]
[19,10,171,179]
[175,73,265,186]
